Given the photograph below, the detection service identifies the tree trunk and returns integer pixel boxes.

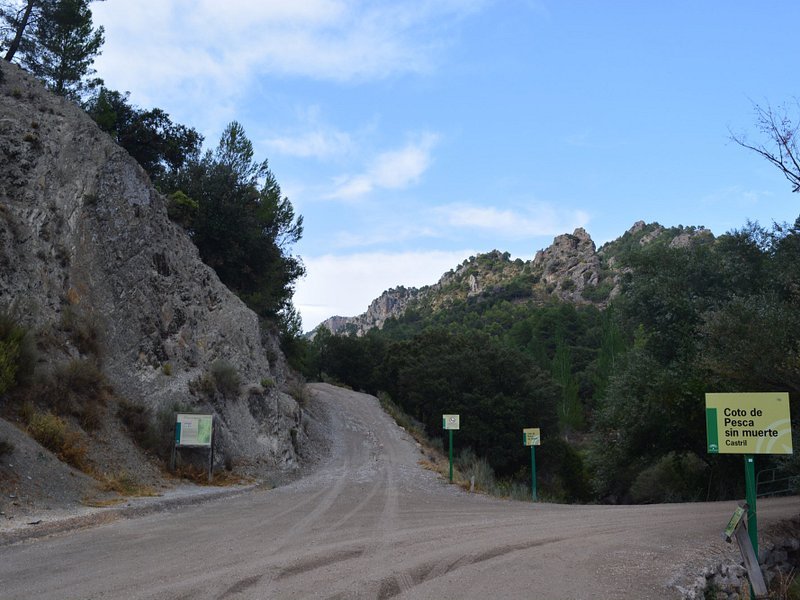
[3,0,37,62]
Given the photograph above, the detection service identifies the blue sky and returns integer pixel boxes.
[91,1,800,331]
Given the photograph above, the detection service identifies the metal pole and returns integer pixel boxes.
[448,429,454,483]
[531,445,537,502]
[744,454,758,557]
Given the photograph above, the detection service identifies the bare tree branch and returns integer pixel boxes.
[731,99,800,193]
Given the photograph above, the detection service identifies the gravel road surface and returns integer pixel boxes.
[0,383,796,599]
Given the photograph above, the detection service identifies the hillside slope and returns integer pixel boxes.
[0,60,316,497]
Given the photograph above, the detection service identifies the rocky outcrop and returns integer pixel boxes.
[0,61,306,472]
[533,228,602,301]
[321,286,424,336]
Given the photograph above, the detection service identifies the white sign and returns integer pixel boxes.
[443,414,460,430]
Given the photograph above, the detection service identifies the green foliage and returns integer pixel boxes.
[455,447,496,492]
[0,313,25,395]
[47,359,109,430]
[118,399,194,461]
[287,380,309,408]
[166,190,198,230]
[383,329,559,477]
[17,0,104,99]
[629,452,708,503]
[84,88,203,185]
[162,121,304,320]
[580,279,614,302]
[210,360,240,398]
[59,305,101,357]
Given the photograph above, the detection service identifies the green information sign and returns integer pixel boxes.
[175,413,213,447]
[705,392,792,455]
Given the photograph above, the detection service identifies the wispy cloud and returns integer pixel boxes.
[327,133,440,200]
[93,1,483,98]
[265,129,353,159]
[433,203,590,237]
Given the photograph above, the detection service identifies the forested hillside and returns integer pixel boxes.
[303,220,800,503]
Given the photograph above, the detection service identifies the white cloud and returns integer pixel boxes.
[92,1,479,99]
[294,249,473,331]
[433,203,590,237]
[265,129,353,159]
[327,133,440,200]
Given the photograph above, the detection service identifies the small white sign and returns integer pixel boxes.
[443,414,460,430]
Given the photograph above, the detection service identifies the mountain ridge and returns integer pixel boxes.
[319,221,714,336]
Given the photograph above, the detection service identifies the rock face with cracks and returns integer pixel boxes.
[0,60,307,473]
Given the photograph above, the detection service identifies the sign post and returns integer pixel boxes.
[523,428,541,501]
[172,413,215,481]
[705,392,793,572]
[443,414,460,483]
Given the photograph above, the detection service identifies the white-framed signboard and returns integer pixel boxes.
[171,413,215,481]
[175,413,213,447]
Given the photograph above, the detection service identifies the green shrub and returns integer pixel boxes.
[166,190,198,229]
[118,399,187,460]
[162,362,173,376]
[581,280,614,303]
[287,380,309,407]
[630,451,708,503]
[50,360,109,431]
[0,312,33,395]
[60,306,102,357]
[27,411,67,452]
[210,360,240,398]
[455,447,496,492]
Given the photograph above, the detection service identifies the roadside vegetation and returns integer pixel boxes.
[303,218,800,504]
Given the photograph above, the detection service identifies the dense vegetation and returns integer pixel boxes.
[303,220,800,503]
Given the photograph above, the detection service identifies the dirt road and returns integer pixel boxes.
[0,383,796,599]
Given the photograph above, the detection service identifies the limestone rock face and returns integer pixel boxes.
[0,61,305,472]
[533,228,601,300]
[321,286,423,336]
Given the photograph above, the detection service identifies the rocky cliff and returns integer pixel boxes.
[320,222,714,336]
[0,61,309,474]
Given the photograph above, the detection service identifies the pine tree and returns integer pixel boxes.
[19,0,104,99]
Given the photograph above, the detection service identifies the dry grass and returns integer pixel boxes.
[170,464,248,486]
[81,496,127,508]
[98,471,158,497]
[26,410,90,471]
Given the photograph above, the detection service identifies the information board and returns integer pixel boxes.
[175,413,213,447]
[705,392,792,455]
[442,414,460,430]
[523,428,541,446]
